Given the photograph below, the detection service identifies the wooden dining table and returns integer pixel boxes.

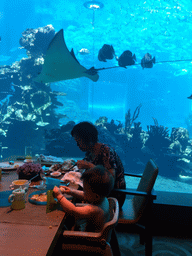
[0,162,67,256]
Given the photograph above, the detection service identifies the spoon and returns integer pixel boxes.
[28,174,39,182]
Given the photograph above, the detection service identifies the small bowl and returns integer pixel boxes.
[50,171,61,177]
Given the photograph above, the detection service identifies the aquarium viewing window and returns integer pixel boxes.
[0,0,192,207]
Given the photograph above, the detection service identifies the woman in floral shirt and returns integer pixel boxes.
[71,121,126,208]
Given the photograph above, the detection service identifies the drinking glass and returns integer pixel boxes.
[38,171,47,189]
[25,146,32,159]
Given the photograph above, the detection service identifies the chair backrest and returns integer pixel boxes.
[101,197,119,242]
[133,159,158,218]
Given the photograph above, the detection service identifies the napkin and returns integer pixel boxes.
[61,171,83,187]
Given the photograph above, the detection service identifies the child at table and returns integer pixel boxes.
[53,165,114,232]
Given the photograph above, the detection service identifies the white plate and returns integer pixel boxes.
[24,159,33,163]
[50,171,61,177]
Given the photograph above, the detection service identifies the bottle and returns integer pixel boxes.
[46,189,57,213]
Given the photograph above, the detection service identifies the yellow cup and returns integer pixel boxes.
[11,200,25,210]
[8,188,25,210]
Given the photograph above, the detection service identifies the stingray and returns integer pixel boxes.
[34,29,192,84]
[33,29,99,83]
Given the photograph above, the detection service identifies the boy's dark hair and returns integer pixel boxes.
[71,121,98,144]
[81,165,114,197]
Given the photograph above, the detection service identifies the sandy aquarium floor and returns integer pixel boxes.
[125,174,192,206]
[125,173,192,192]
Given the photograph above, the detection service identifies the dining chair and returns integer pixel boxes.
[61,197,121,256]
[114,158,159,256]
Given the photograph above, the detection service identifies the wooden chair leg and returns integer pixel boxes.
[110,229,121,256]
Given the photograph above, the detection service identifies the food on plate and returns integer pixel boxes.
[31,193,47,202]
[50,164,62,172]
[31,194,39,200]
[36,195,47,202]
[51,171,61,177]
[50,159,76,172]
[14,165,20,168]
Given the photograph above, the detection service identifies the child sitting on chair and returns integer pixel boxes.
[53,165,114,232]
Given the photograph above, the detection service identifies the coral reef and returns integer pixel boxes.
[170,127,190,152]
[145,118,171,155]
[19,25,55,58]
[0,25,66,157]
[43,109,192,178]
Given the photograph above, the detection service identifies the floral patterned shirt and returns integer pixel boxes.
[83,143,126,190]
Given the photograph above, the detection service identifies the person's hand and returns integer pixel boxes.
[76,160,95,169]
[53,186,62,198]
[59,186,71,194]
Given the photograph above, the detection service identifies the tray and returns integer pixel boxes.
[28,190,57,205]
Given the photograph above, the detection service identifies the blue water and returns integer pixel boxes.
[1,0,192,193]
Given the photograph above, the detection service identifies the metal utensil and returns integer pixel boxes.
[28,174,39,182]
[68,163,77,171]
[60,181,70,186]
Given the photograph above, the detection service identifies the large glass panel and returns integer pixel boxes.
[0,0,192,200]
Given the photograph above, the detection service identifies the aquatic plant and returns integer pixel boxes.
[105,119,123,135]
[145,118,171,155]
[125,104,142,133]
[127,122,143,151]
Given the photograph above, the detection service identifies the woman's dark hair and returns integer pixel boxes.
[71,121,98,144]
[81,165,114,197]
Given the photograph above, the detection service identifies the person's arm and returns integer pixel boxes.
[76,160,95,170]
[101,146,116,179]
[60,186,85,201]
[54,187,96,219]
[108,168,116,179]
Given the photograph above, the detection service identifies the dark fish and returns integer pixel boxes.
[118,50,136,68]
[187,94,192,99]
[98,44,115,62]
[55,114,68,118]
[141,53,155,69]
